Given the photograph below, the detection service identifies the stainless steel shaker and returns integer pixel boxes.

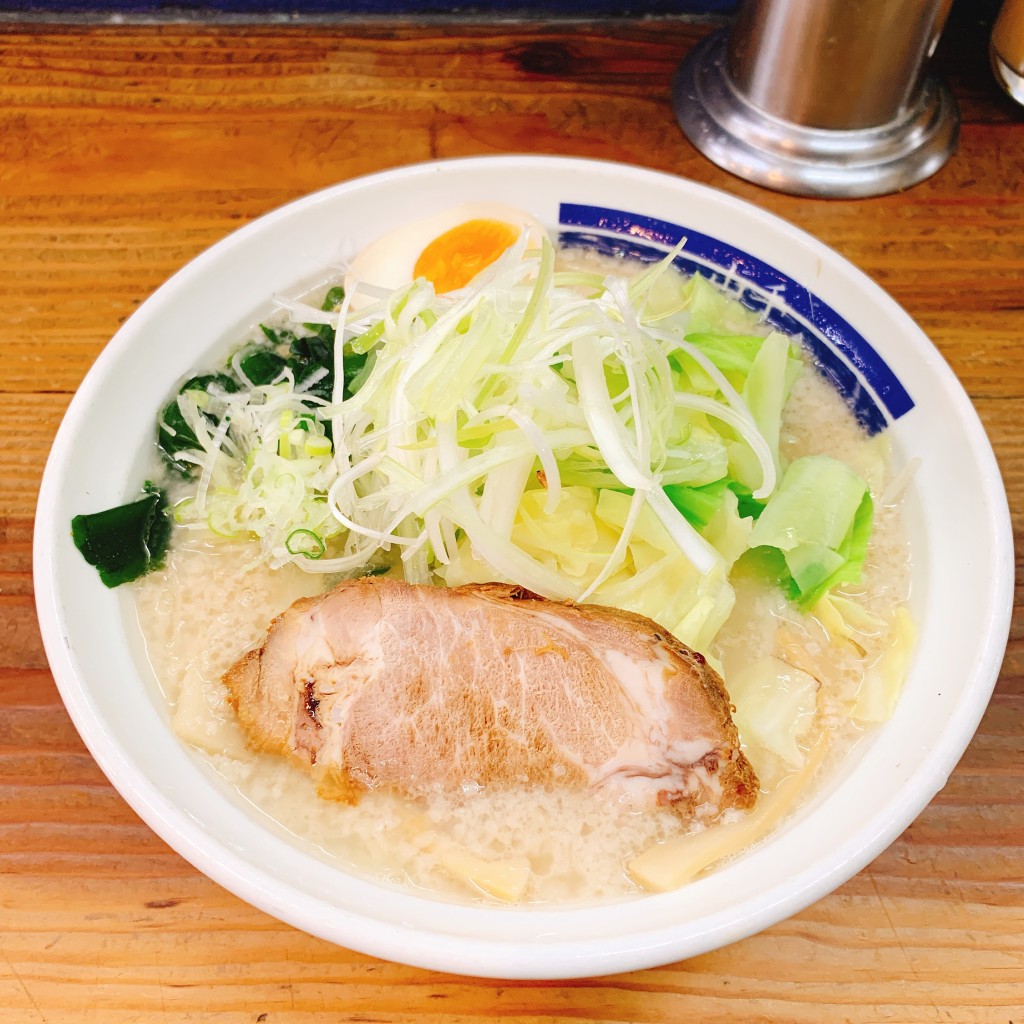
[674,0,960,198]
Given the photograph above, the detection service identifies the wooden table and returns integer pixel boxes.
[2,9,1022,1021]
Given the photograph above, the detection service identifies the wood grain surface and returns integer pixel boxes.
[1,7,1022,1021]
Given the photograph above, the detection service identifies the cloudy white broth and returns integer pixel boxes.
[121,214,913,906]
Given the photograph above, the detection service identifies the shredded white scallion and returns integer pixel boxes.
[167,235,788,649]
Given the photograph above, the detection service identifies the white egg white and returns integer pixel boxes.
[342,202,547,310]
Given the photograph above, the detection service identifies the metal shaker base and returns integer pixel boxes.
[673,29,959,199]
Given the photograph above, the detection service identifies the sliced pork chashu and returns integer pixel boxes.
[224,578,758,820]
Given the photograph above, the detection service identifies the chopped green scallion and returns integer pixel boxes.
[285,528,326,559]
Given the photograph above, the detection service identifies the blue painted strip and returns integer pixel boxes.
[559,203,914,428]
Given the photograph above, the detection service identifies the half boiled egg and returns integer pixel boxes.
[343,202,547,309]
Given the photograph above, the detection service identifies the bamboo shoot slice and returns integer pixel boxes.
[628,734,829,892]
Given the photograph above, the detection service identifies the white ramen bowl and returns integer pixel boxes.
[34,156,1013,980]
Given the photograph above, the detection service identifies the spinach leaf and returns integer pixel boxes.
[342,349,371,400]
[288,334,334,400]
[237,346,288,386]
[158,374,237,469]
[322,285,345,311]
[259,324,298,347]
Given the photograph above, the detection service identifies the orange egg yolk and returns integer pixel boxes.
[413,219,521,293]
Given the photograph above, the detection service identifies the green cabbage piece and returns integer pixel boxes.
[662,479,729,530]
[682,274,765,337]
[746,454,873,609]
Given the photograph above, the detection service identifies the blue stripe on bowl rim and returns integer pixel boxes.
[557,203,915,437]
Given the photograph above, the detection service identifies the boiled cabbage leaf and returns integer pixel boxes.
[746,454,873,609]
